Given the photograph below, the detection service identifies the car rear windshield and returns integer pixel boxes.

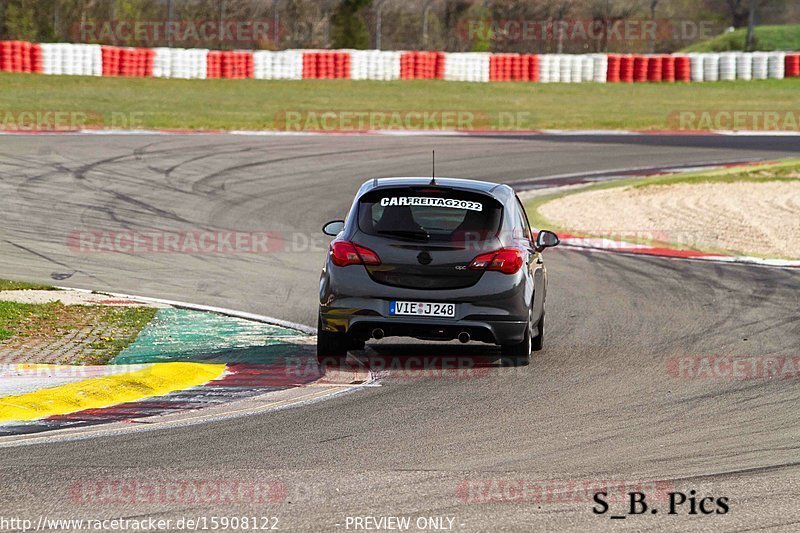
[357,187,503,242]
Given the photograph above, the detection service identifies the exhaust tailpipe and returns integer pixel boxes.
[372,328,385,340]
[458,332,471,344]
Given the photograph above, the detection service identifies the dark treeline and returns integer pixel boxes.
[0,0,796,53]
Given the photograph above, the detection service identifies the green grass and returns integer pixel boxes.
[0,299,157,364]
[1,73,800,131]
[84,307,158,364]
[0,279,55,291]
[682,24,800,53]
[524,159,800,255]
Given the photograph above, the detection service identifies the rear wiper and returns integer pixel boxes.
[375,229,430,240]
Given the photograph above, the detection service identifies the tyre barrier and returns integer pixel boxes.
[101,46,154,77]
[39,43,101,76]
[752,52,769,79]
[207,50,255,79]
[4,41,799,84]
[444,52,490,83]
[674,55,691,81]
[0,41,42,73]
[786,53,800,77]
[400,51,445,80]
[489,53,540,82]
[302,51,351,79]
[736,52,753,80]
[349,50,401,81]
[253,50,303,80]
[151,48,208,79]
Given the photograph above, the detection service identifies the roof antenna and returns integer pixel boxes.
[430,150,437,185]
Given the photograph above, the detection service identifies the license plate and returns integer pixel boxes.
[390,301,456,318]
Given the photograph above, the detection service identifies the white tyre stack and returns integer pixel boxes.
[703,53,720,82]
[275,50,304,80]
[592,54,608,83]
[689,53,704,82]
[444,52,488,83]
[736,52,753,80]
[549,54,561,83]
[580,55,594,82]
[718,52,736,80]
[40,43,60,75]
[62,44,76,76]
[559,54,572,82]
[752,52,768,79]
[538,54,551,83]
[152,47,172,78]
[767,51,785,79]
[254,51,275,79]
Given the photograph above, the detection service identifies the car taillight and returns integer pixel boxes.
[468,248,524,275]
[330,241,381,267]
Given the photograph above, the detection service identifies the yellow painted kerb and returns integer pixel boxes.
[0,362,226,422]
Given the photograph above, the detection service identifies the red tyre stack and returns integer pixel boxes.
[301,52,315,79]
[527,54,539,82]
[674,55,691,82]
[785,53,800,77]
[143,48,155,77]
[221,51,233,78]
[633,55,649,82]
[489,54,502,81]
[434,51,445,79]
[400,51,415,79]
[10,40,23,72]
[419,52,433,79]
[646,55,662,82]
[322,52,336,79]
[244,51,254,79]
[606,54,621,82]
[0,41,11,72]
[334,52,350,79]
[101,46,119,76]
[619,55,634,83]
[206,51,222,78]
[19,41,32,72]
[122,48,136,76]
[661,55,675,82]
[30,43,43,73]
[512,55,526,81]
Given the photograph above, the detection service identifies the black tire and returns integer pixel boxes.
[349,338,366,351]
[500,309,532,367]
[317,314,348,364]
[532,312,544,352]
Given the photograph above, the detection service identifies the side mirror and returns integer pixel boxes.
[536,230,560,250]
[322,220,345,237]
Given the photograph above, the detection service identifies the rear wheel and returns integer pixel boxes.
[317,314,349,365]
[532,312,545,352]
[500,308,532,367]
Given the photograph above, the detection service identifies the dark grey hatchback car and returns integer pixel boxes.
[318,177,559,366]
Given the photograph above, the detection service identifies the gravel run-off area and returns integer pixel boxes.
[538,181,800,259]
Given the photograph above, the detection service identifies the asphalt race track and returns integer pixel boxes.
[0,133,798,531]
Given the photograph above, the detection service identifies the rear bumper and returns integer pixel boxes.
[342,315,528,344]
[319,262,539,345]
